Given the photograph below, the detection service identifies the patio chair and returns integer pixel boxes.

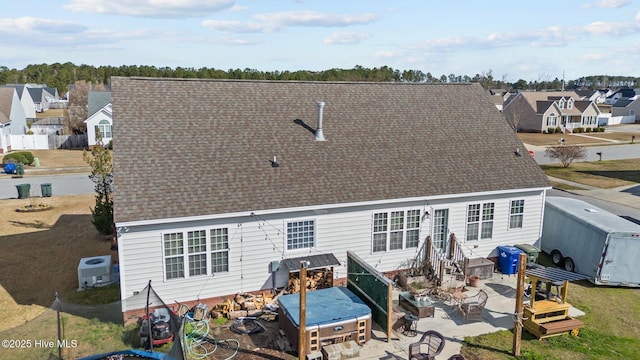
[408,330,446,360]
[458,289,488,323]
[447,355,466,360]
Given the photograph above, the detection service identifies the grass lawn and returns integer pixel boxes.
[461,254,640,360]
[542,159,640,188]
[517,132,639,147]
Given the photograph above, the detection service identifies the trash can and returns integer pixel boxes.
[16,183,30,199]
[514,244,541,264]
[33,158,40,167]
[15,163,24,176]
[497,246,523,275]
[3,163,16,174]
[41,183,52,197]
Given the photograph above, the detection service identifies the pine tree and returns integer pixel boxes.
[83,132,113,235]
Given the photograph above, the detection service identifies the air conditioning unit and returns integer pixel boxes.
[78,255,112,290]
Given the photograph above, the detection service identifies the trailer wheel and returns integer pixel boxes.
[551,250,564,266]
[564,257,575,272]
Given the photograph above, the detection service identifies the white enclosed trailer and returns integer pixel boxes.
[541,197,640,287]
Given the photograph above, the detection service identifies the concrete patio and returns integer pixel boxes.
[355,273,585,359]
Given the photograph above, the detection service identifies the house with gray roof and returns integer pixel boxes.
[85,91,112,148]
[503,91,600,133]
[611,98,640,124]
[0,87,28,153]
[112,77,550,319]
[0,84,37,120]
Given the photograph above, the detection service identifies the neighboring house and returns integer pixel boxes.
[0,87,28,137]
[611,98,640,124]
[27,87,55,113]
[85,91,112,148]
[112,78,550,320]
[605,88,635,105]
[503,91,600,133]
[0,84,37,120]
[575,89,607,104]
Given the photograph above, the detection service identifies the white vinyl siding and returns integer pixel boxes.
[509,200,525,229]
[119,190,546,312]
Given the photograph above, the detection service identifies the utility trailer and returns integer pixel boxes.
[541,197,640,287]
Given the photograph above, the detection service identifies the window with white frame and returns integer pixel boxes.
[188,230,207,276]
[547,113,557,127]
[372,210,420,253]
[509,200,525,229]
[372,213,388,253]
[558,99,564,109]
[287,220,315,250]
[210,228,229,273]
[406,210,421,248]
[96,120,112,139]
[164,233,185,279]
[567,98,574,109]
[466,202,494,241]
[163,227,229,280]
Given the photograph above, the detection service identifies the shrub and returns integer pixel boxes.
[597,127,605,132]
[555,127,563,133]
[573,127,584,133]
[1,151,34,165]
[586,127,592,133]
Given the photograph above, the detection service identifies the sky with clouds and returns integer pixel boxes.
[1,0,639,82]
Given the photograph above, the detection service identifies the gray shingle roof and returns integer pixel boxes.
[112,78,549,224]
[87,91,112,117]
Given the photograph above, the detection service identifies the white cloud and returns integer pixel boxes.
[253,11,377,27]
[202,10,378,34]
[582,0,630,8]
[323,31,370,45]
[0,17,87,35]
[201,19,278,33]
[63,0,235,18]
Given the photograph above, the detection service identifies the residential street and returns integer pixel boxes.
[0,173,93,200]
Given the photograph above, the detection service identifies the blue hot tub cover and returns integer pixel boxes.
[278,286,371,328]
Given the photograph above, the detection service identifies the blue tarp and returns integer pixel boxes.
[278,286,371,328]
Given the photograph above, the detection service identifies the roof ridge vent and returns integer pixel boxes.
[315,101,326,141]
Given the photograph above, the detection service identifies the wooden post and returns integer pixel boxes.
[512,253,527,356]
[298,262,307,359]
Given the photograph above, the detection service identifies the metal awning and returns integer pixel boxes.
[279,253,340,273]
[526,266,590,283]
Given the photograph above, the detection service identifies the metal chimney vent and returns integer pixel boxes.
[315,101,326,141]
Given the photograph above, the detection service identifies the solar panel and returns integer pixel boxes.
[526,266,590,283]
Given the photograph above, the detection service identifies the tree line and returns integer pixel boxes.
[1,62,638,96]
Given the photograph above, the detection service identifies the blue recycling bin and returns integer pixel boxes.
[497,246,524,275]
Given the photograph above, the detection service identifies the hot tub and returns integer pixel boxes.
[278,286,371,354]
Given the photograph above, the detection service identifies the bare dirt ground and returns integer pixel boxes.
[0,194,114,331]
